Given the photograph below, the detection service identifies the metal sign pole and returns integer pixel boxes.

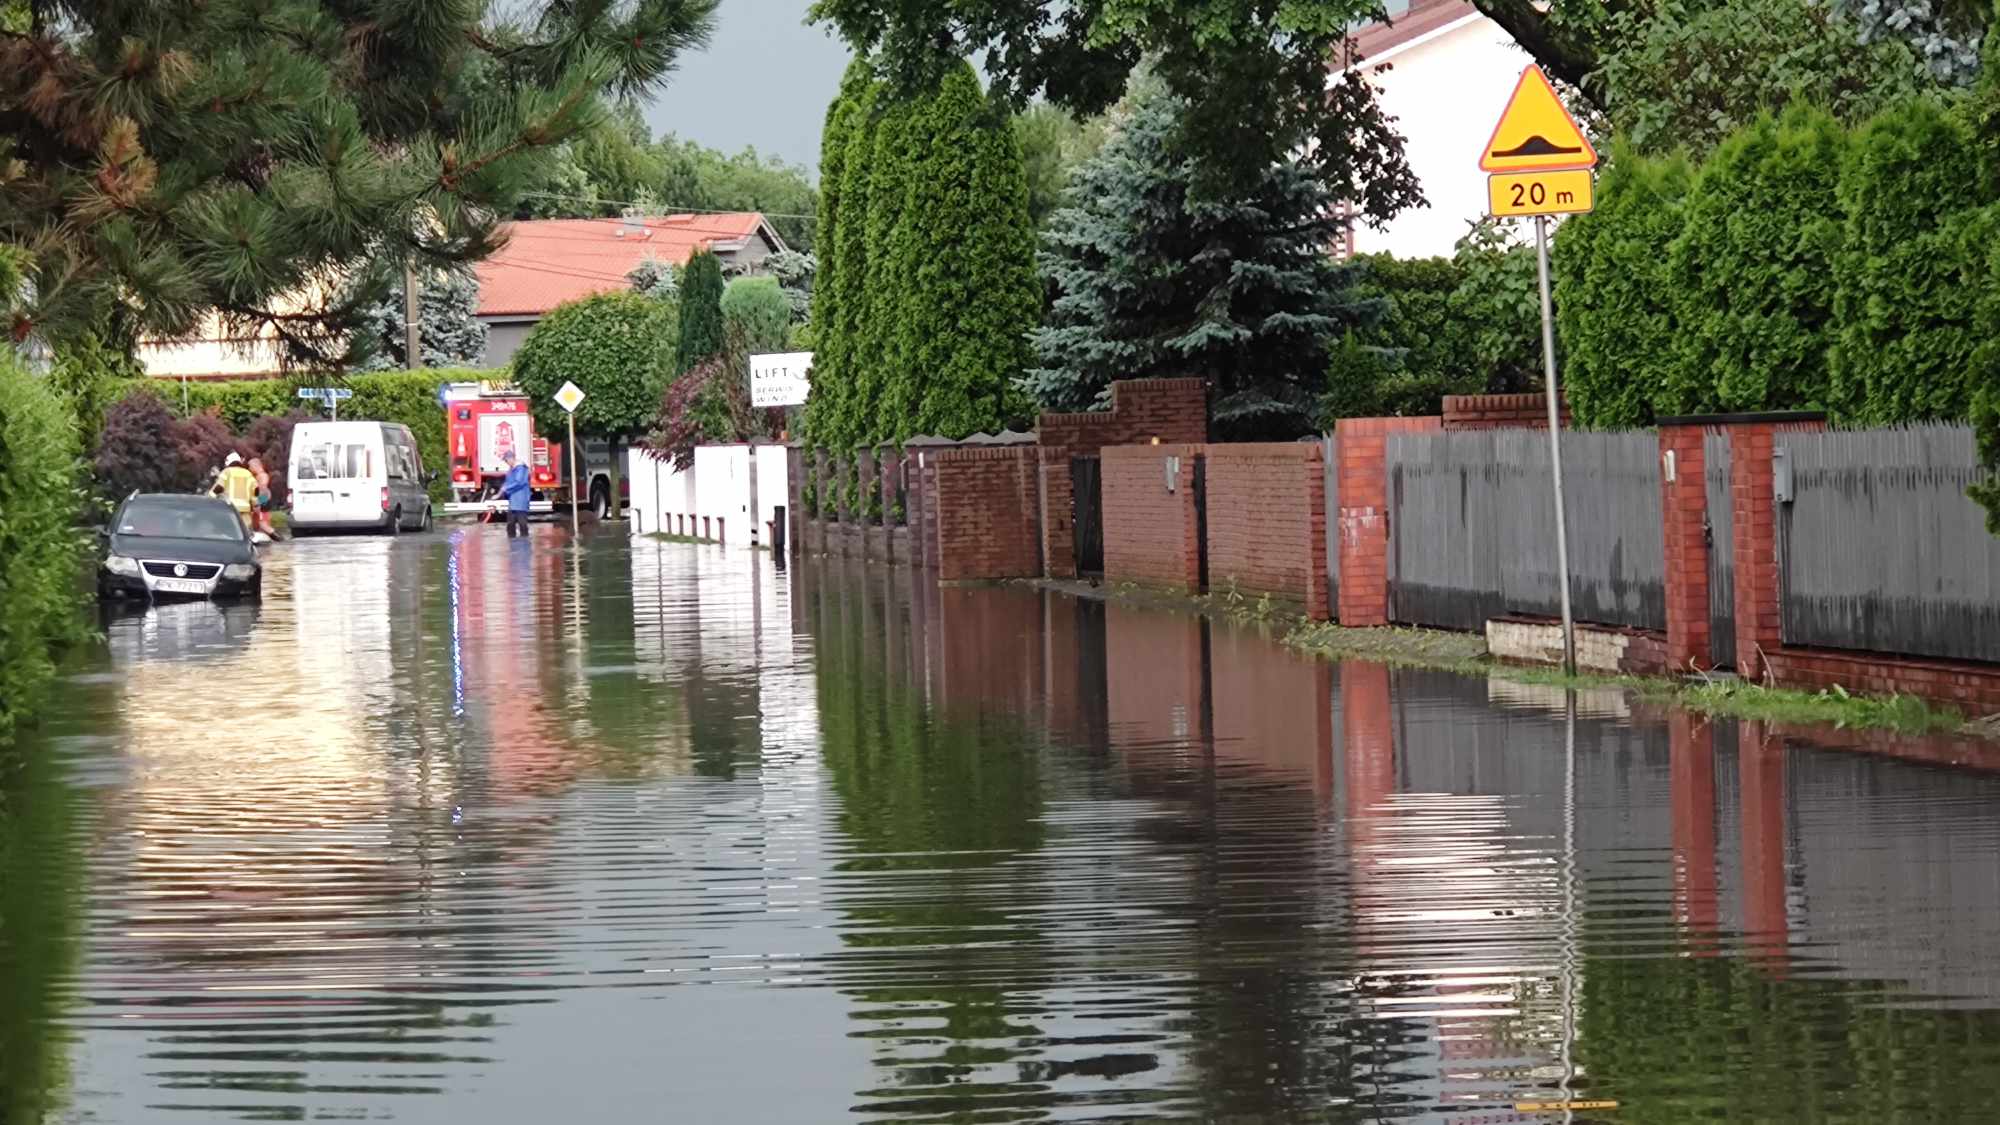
[568,410,584,536]
[1535,215,1576,675]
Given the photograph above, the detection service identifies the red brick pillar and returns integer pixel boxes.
[1040,446,1077,580]
[1730,425,1779,680]
[1729,418,1823,680]
[1335,420,1391,626]
[1658,424,1711,670]
[1333,416,1440,626]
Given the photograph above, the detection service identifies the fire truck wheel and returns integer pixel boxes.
[591,481,610,520]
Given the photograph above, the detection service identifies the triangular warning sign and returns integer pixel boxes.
[1479,65,1596,173]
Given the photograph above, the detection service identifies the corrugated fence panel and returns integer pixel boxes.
[1703,431,1736,669]
[1780,425,2000,663]
[1388,430,1666,632]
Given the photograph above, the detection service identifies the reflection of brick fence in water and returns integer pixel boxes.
[784,384,2000,711]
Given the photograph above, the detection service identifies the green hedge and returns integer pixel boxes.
[1554,144,1692,429]
[1830,98,1987,423]
[0,354,89,741]
[115,369,493,503]
[1666,106,1846,416]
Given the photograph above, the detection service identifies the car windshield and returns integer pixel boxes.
[117,502,244,542]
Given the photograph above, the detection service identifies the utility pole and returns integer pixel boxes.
[404,260,422,368]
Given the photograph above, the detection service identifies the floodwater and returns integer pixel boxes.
[8,530,2000,1123]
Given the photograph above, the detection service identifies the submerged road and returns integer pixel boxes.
[6,526,2000,1122]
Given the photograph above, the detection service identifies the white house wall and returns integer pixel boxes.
[1356,14,1531,259]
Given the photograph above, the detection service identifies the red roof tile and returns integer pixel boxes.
[475,212,772,318]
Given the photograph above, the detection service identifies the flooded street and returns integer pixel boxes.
[9,528,2000,1121]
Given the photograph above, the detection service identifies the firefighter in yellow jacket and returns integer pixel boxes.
[211,452,259,531]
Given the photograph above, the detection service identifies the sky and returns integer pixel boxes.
[642,0,854,177]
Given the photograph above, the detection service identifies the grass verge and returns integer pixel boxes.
[1036,578,1978,741]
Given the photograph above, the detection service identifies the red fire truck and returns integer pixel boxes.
[441,381,558,516]
[439,381,628,518]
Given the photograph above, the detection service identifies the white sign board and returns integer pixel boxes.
[749,351,813,408]
[554,380,586,414]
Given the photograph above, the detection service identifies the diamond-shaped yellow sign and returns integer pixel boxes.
[554,380,586,414]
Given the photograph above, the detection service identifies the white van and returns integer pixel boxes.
[289,421,434,534]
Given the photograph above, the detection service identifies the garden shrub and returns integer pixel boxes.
[1665,106,1847,415]
[1830,97,1988,423]
[0,354,89,740]
[513,291,674,439]
[1555,144,1694,428]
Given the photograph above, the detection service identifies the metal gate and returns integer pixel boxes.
[1703,431,1736,669]
[1071,456,1103,577]
[1192,455,1209,590]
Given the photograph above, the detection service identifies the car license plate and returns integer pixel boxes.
[153,577,208,595]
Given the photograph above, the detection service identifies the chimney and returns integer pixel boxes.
[620,210,648,240]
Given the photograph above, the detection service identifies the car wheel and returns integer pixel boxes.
[420,504,433,532]
[591,482,610,520]
[388,507,403,535]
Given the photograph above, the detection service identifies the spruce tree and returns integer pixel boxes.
[357,269,490,371]
[1029,82,1368,439]
[675,249,727,376]
[892,63,1038,440]
[0,1,715,365]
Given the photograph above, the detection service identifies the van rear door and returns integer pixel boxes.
[292,429,381,523]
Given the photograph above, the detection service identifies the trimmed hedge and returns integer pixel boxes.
[1666,106,1846,416]
[1830,98,1987,423]
[1553,144,1693,429]
[0,354,89,741]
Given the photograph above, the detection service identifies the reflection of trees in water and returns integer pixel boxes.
[805,562,1052,1119]
[0,728,87,1122]
[1581,951,2000,1122]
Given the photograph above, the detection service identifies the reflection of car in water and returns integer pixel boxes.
[98,494,262,601]
[101,598,263,665]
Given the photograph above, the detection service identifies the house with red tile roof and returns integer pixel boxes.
[475,211,789,366]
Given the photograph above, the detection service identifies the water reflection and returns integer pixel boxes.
[8,534,2000,1120]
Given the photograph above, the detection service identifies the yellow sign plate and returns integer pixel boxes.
[1480,65,1597,173]
[1488,169,1594,218]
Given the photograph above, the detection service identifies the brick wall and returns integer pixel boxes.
[1102,444,1204,591]
[1039,377,1209,451]
[1204,442,1330,619]
[1334,415,1442,625]
[1441,393,1569,430]
[930,446,1042,581]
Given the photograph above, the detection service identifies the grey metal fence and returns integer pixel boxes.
[1704,431,1736,668]
[1387,430,1666,632]
[1779,424,2000,663]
